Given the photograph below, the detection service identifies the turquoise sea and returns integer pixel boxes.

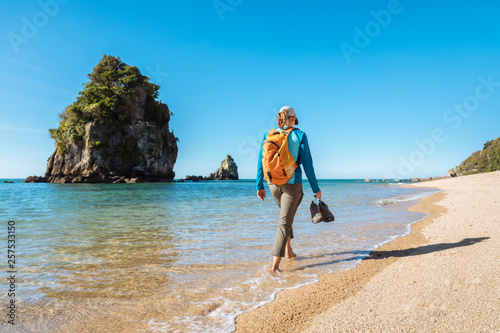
[0,179,437,332]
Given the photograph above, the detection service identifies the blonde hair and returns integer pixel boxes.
[277,110,294,129]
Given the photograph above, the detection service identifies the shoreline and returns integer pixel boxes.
[236,171,500,332]
[234,185,446,332]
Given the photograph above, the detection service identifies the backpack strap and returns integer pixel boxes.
[287,127,301,166]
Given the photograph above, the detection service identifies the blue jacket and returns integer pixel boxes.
[256,127,321,193]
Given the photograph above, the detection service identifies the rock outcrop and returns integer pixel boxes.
[183,175,206,182]
[208,155,238,180]
[24,55,178,184]
[36,112,177,184]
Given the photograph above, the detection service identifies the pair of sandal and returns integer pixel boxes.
[310,198,335,224]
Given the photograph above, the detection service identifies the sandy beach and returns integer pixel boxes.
[235,171,500,332]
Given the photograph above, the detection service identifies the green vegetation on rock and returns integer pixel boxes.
[449,137,500,176]
[27,54,179,184]
[49,55,168,154]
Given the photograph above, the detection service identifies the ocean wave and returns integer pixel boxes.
[373,190,440,207]
[148,267,319,333]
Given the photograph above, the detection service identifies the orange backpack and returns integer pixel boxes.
[262,127,298,185]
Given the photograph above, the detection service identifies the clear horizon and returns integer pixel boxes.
[1,1,499,180]
[0,177,453,182]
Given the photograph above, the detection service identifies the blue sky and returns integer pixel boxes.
[1,0,499,179]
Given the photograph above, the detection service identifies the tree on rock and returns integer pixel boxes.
[27,55,178,183]
[49,55,168,153]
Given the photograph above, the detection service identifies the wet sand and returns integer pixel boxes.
[235,171,500,332]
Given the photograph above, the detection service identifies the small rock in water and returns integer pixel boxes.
[208,155,239,180]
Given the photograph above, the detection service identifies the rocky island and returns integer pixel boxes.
[181,155,238,181]
[24,55,178,183]
[208,154,238,180]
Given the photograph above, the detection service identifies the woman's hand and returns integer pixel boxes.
[314,191,322,199]
[257,189,266,201]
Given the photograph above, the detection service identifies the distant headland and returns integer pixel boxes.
[447,136,500,177]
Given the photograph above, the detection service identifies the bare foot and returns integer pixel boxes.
[285,249,297,259]
[271,256,282,273]
[285,239,296,259]
[268,267,280,275]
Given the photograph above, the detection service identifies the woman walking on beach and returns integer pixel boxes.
[257,106,322,273]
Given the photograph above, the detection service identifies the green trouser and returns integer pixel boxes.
[268,183,304,257]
